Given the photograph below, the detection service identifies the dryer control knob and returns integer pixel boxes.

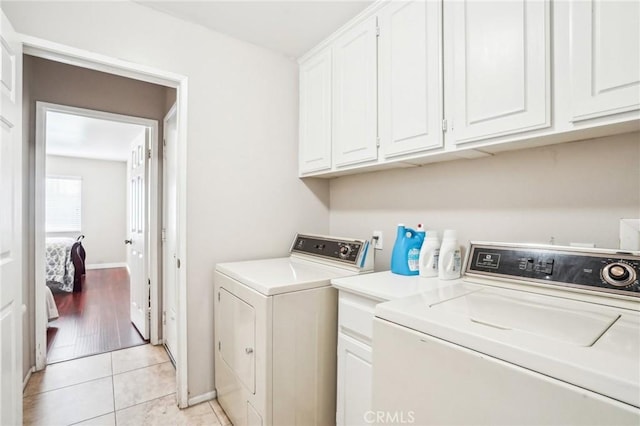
[339,245,352,259]
[602,262,635,287]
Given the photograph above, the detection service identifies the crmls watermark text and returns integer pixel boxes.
[364,411,416,424]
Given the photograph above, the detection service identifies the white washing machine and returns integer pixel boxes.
[373,242,640,425]
[214,234,373,426]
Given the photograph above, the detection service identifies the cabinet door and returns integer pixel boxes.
[217,288,256,393]
[332,16,378,167]
[336,333,372,426]
[447,0,550,144]
[569,1,640,121]
[379,0,443,158]
[299,48,332,174]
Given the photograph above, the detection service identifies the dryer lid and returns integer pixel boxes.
[376,283,640,408]
[216,257,356,296]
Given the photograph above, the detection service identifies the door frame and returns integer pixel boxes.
[23,34,190,408]
[35,102,159,362]
[162,102,178,361]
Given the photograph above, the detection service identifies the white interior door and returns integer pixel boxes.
[0,10,23,426]
[162,104,178,359]
[128,130,149,340]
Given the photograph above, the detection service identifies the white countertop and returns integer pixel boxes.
[331,270,462,302]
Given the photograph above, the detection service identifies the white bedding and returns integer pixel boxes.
[45,285,59,321]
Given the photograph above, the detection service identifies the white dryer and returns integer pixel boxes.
[214,234,373,426]
[373,242,640,425]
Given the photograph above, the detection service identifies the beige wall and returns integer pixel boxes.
[6,1,331,399]
[46,155,127,266]
[330,132,640,271]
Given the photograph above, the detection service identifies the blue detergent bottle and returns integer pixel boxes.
[391,224,425,275]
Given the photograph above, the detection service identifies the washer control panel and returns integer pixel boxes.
[291,234,365,265]
[466,243,640,297]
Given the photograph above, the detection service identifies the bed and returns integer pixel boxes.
[45,235,86,293]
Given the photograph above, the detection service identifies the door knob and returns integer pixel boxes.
[124,239,132,245]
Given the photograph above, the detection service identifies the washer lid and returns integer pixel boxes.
[376,283,640,408]
[216,257,356,296]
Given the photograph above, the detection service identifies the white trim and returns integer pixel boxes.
[24,33,190,409]
[34,103,47,371]
[23,366,35,391]
[188,390,217,406]
[22,35,181,88]
[176,81,190,409]
[85,262,128,270]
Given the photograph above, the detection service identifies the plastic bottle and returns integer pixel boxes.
[419,230,440,277]
[391,224,425,276]
[411,223,426,272]
[438,230,462,280]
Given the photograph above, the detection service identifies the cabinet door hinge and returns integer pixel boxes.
[442,119,448,132]
[218,291,220,302]
[147,148,152,159]
[376,25,380,37]
[162,311,166,325]
[376,136,380,148]
[218,341,221,351]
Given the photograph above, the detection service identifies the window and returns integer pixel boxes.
[46,176,82,232]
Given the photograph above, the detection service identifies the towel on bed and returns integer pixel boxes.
[46,237,76,293]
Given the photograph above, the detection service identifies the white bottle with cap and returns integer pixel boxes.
[419,230,440,277]
[438,230,462,280]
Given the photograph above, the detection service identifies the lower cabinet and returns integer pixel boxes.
[336,333,372,426]
[335,290,378,426]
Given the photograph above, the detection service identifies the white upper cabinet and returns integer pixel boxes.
[378,0,443,158]
[332,16,378,167]
[299,48,332,174]
[569,0,640,121]
[447,0,550,145]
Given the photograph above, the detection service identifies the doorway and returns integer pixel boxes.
[21,47,189,406]
[36,104,156,364]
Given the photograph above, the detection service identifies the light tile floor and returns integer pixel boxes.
[23,344,232,426]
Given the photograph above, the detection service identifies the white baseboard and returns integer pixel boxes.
[188,390,217,406]
[23,366,35,390]
[85,262,128,270]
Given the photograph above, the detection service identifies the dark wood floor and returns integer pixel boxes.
[47,267,146,364]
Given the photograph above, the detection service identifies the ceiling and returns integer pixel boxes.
[46,111,146,162]
[137,1,373,58]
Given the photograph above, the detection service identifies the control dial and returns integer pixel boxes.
[339,244,352,259]
[602,262,636,287]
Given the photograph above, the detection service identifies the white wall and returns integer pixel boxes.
[330,132,640,271]
[3,1,330,398]
[46,155,127,266]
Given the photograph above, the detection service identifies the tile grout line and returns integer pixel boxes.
[112,372,118,426]
[25,355,170,397]
[114,391,177,413]
[112,359,174,378]
[24,374,113,398]
[68,410,116,426]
